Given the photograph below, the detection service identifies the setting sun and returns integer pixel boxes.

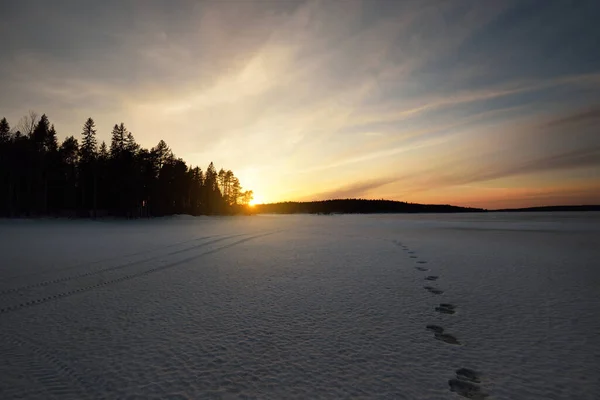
[248,195,263,207]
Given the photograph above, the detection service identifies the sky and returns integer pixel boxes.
[1,0,599,209]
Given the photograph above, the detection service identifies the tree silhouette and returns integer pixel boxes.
[0,113,254,218]
[110,123,126,156]
[15,111,38,137]
[254,199,482,214]
[58,136,79,213]
[0,118,11,143]
[80,118,98,162]
[0,118,12,215]
[80,118,98,216]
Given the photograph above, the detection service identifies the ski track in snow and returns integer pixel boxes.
[0,233,242,296]
[0,213,599,399]
[0,232,278,316]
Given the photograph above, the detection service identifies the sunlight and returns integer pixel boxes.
[249,195,263,207]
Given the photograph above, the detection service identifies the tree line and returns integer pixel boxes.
[255,199,483,214]
[0,112,253,217]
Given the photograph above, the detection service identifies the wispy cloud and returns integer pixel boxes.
[544,105,600,128]
[1,0,599,207]
[397,145,600,197]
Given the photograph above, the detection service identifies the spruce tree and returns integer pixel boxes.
[0,118,10,143]
[80,118,98,162]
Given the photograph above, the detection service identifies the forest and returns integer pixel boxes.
[254,199,483,214]
[0,112,253,218]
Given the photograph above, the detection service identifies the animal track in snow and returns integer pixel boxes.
[415,266,429,271]
[425,275,438,281]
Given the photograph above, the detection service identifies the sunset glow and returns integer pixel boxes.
[1,1,599,208]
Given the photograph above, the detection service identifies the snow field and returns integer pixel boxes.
[0,213,599,399]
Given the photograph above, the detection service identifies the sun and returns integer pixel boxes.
[248,195,263,207]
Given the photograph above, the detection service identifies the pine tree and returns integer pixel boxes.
[0,118,10,143]
[125,131,139,154]
[46,125,58,152]
[152,140,172,172]
[110,123,126,156]
[0,118,10,216]
[99,141,108,160]
[31,114,50,148]
[59,136,79,211]
[97,141,109,211]
[59,136,79,165]
[80,118,98,163]
[0,115,252,217]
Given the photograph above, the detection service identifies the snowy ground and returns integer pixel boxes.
[0,213,599,399]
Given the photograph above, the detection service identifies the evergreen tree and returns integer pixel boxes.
[58,136,79,211]
[80,118,98,163]
[31,114,50,149]
[79,118,100,215]
[0,115,253,217]
[99,141,109,160]
[152,140,172,172]
[97,141,109,212]
[60,136,79,165]
[125,131,139,154]
[0,118,11,215]
[0,118,10,143]
[110,123,126,156]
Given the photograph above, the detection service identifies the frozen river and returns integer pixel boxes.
[0,213,599,399]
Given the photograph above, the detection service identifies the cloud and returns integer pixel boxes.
[544,105,600,128]
[1,0,599,208]
[346,72,600,131]
[399,146,600,196]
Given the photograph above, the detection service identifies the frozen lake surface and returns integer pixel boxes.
[0,213,599,399]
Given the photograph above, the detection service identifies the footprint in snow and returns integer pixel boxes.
[425,275,438,281]
[448,378,488,399]
[426,325,461,345]
[455,368,481,383]
[424,286,444,295]
[410,255,418,259]
[426,324,444,334]
[435,332,461,345]
[435,303,456,314]
[448,368,487,398]
[415,266,429,271]
[416,260,427,264]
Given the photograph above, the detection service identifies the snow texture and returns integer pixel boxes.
[0,213,599,399]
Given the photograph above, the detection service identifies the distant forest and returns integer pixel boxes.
[0,112,253,217]
[495,205,600,212]
[255,199,483,214]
